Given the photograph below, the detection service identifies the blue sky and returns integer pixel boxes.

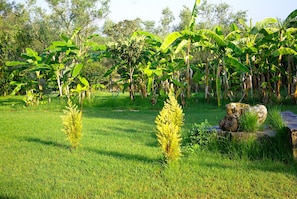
[16,0,297,23]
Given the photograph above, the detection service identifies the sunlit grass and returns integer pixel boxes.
[0,93,297,198]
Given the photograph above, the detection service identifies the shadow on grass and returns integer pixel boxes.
[22,137,68,149]
[0,195,19,199]
[199,158,297,176]
[0,97,24,107]
[21,136,162,164]
[85,147,162,164]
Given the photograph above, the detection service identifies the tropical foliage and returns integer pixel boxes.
[1,0,297,107]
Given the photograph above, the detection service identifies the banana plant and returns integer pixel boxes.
[272,10,297,100]
[6,48,51,97]
[45,30,92,99]
[254,14,297,101]
[6,30,91,101]
[133,30,177,102]
[160,0,201,99]
[196,26,249,106]
[241,17,278,102]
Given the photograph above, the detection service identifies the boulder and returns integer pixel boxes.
[219,102,267,132]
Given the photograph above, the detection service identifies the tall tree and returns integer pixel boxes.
[197,0,247,30]
[175,6,192,31]
[0,0,33,95]
[45,0,110,44]
[141,20,157,34]
[103,19,141,41]
[105,35,146,100]
[159,7,175,36]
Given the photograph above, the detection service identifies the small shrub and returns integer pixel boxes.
[187,120,217,151]
[24,89,41,106]
[61,99,83,149]
[239,111,259,132]
[155,90,184,163]
[266,107,285,131]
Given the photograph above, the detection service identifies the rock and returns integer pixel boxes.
[247,104,267,124]
[219,102,267,132]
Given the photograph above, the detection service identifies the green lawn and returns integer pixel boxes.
[0,93,297,198]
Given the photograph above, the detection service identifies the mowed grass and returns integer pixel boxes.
[0,93,297,198]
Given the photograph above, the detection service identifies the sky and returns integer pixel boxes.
[108,0,297,23]
[16,0,297,24]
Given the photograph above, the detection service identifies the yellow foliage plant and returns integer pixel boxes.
[155,90,184,163]
[61,100,83,149]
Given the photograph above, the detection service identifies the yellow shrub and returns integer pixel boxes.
[155,90,184,163]
[61,100,83,149]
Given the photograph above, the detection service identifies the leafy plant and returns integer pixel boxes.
[23,90,40,106]
[239,110,260,132]
[61,100,83,149]
[155,90,184,163]
[187,120,217,151]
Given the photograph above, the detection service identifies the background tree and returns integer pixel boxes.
[175,6,192,31]
[103,19,141,41]
[158,7,175,37]
[141,20,157,34]
[45,0,110,39]
[0,1,33,95]
[197,0,247,30]
[105,35,146,100]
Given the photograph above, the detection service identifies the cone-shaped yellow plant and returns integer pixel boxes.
[61,100,83,149]
[155,90,184,163]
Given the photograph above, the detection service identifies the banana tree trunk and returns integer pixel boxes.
[205,61,210,102]
[35,71,43,97]
[246,53,254,101]
[276,54,283,100]
[216,65,222,107]
[222,58,229,100]
[287,56,292,96]
[276,32,284,100]
[129,66,135,101]
[55,70,63,97]
[186,39,191,99]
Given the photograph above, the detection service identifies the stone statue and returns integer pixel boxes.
[219,102,267,132]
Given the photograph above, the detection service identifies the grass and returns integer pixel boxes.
[0,92,297,198]
[266,107,286,131]
[239,111,260,132]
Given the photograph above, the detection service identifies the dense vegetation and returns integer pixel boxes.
[1,0,296,107]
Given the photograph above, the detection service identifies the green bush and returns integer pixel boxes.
[61,100,83,149]
[155,90,184,164]
[239,110,260,132]
[187,120,217,151]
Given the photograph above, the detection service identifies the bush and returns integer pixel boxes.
[239,110,260,132]
[155,90,184,163]
[61,99,83,149]
[187,120,217,151]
